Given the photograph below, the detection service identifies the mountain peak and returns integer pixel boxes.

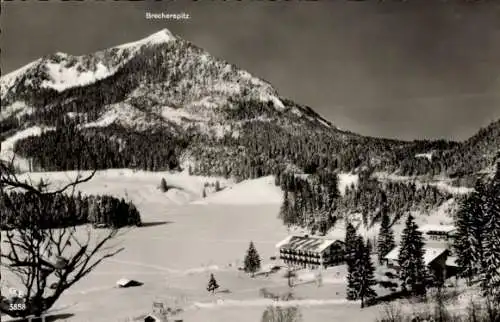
[0,28,338,134]
[114,29,176,51]
[0,29,177,98]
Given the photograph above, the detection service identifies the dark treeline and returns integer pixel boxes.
[188,119,381,179]
[224,97,283,121]
[276,168,452,232]
[338,173,452,226]
[13,122,187,172]
[277,172,339,234]
[0,190,142,230]
[0,115,21,142]
[187,115,497,183]
[386,120,500,179]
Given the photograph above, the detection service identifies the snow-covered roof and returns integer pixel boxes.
[144,314,162,322]
[423,248,448,265]
[276,235,342,253]
[418,224,456,234]
[116,278,132,287]
[446,256,458,267]
[415,152,433,161]
[275,235,294,248]
[384,246,448,265]
[116,278,142,288]
[384,247,400,261]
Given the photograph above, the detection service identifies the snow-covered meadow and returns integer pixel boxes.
[0,169,390,322]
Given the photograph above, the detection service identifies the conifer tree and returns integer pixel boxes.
[345,222,357,267]
[377,210,395,264]
[469,181,488,273]
[358,238,377,308]
[316,209,333,236]
[480,163,500,300]
[346,235,362,301]
[244,241,261,277]
[398,214,427,296]
[160,178,168,192]
[206,273,219,294]
[279,191,292,226]
[453,196,477,284]
[453,180,488,284]
[346,235,377,306]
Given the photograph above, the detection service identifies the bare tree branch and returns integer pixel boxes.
[0,161,97,197]
[0,157,123,318]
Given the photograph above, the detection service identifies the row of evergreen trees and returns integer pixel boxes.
[277,167,451,233]
[0,190,142,230]
[339,174,451,224]
[397,214,428,295]
[453,163,500,301]
[376,210,395,265]
[345,212,437,307]
[278,172,339,234]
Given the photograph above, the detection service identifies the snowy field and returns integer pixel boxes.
[1,170,381,322]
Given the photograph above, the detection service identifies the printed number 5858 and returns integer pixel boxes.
[9,303,26,311]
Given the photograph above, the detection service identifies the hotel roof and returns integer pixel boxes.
[276,235,343,253]
[384,246,447,266]
[418,224,456,234]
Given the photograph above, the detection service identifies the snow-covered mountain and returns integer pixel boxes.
[1,30,175,98]
[1,29,332,133]
[0,29,497,182]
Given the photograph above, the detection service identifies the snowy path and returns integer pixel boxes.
[105,258,180,274]
[190,298,357,309]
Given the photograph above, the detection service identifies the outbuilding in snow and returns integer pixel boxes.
[116,278,143,288]
[418,224,457,251]
[418,224,456,242]
[144,314,162,322]
[384,246,451,282]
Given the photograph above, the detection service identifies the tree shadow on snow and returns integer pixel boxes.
[216,288,231,294]
[119,280,144,288]
[45,313,75,322]
[366,290,408,307]
[11,313,75,322]
[293,279,317,287]
[139,221,173,228]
